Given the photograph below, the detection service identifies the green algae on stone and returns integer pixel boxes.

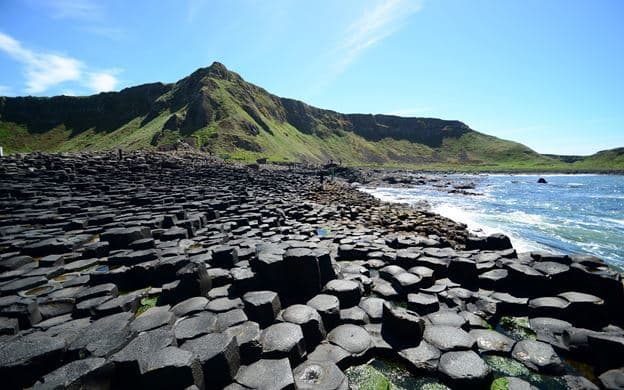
[490,377,509,390]
[484,355,532,378]
[345,364,392,390]
[346,358,449,390]
[136,296,158,316]
[497,316,536,341]
[484,355,566,390]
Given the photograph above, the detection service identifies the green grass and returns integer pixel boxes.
[2,64,623,172]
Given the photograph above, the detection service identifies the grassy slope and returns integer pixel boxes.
[1,69,622,172]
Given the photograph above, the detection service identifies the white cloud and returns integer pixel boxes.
[334,0,422,74]
[45,0,103,21]
[0,32,82,93]
[87,71,119,93]
[0,31,122,95]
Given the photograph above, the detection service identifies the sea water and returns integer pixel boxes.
[362,174,624,269]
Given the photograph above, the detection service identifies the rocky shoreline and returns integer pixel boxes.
[0,151,622,389]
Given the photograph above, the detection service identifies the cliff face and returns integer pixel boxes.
[0,62,552,167]
[0,62,471,147]
[0,83,170,135]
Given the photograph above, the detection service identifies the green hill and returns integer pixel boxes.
[0,62,621,171]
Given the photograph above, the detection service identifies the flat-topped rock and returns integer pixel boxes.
[469,329,515,354]
[260,322,306,364]
[423,325,476,351]
[438,350,492,388]
[233,358,295,390]
[398,340,441,374]
[323,280,361,308]
[292,360,348,390]
[511,339,564,374]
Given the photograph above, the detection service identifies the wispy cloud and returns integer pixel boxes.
[305,0,422,97]
[333,0,422,75]
[45,0,103,21]
[0,31,121,94]
[31,0,124,40]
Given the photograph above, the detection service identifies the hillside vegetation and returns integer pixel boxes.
[0,62,622,171]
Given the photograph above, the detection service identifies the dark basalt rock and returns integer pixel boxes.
[174,312,218,342]
[140,346,205,389]
[307,343,351,369]
[407,292,439,315]
[0,332,67,389]
[599,368,624,390]
[511,339,565,374]
[100,227,151,250]
[233,358,295,390]
[381,303,425,347]
[326,324,372,361]
[279,304,326,351]
[33,357,114,390]
[323,279,362,309]
[292,360,348,390]
[0,152,622,388]
[438,350,492,388]
[68,312,135,358]
[110,328,177,386]
[358,297,385,323]
[260,322,306,364]
[398,340,441,374]
[170,296,208,317]
[181,332,240,389]
[242,290,281,327]
[131,305,175,333]
[423,325,476,352]
[469,329,515,354]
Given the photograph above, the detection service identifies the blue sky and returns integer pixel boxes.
[0,0,622,155]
